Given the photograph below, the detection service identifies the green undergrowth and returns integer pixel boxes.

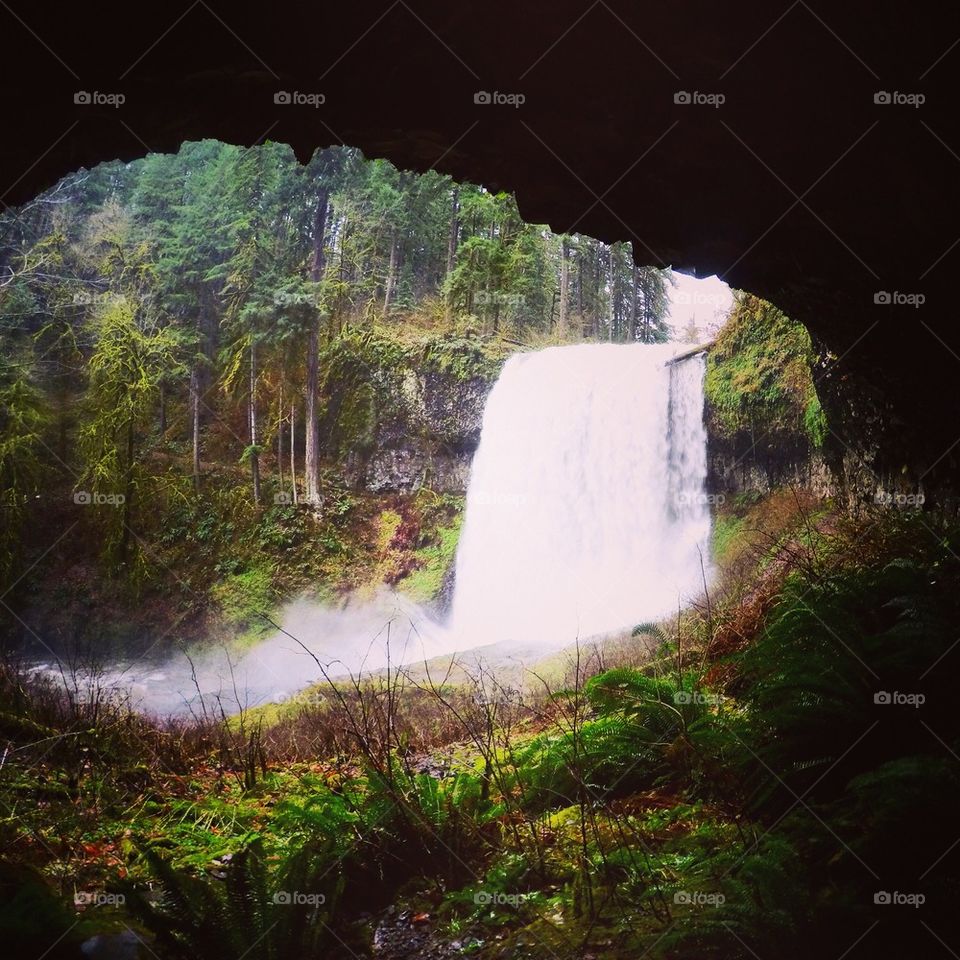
[354,490,465,604]
[706,292,827,448]
[399,508,463,604]
[3,508,959,959]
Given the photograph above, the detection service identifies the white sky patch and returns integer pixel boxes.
[665,271,734,342]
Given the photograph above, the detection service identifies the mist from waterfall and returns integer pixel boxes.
[30,343,711,715]
[449,343,711,649]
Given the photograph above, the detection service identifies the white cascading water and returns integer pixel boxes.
[32,342,712,714]
[449,343,711,649]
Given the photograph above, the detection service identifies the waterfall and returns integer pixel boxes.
[449,343,711,649]
[31,343,712,715]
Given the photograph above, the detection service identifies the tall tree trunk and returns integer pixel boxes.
[290,402,298,505]
[277,381,284,491]
[608,247,615,341]
[629,262,639,342]
[305,186,330,507]
[249,339,261,506]
[558,237,570,338]
[119,417,135,567]
[190,365,201,491]
[338,217,350,335]
[383,231,400,315]
[577,252,584,331]
[444,187,460,325]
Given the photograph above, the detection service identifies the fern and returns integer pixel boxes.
[122,838,342,960]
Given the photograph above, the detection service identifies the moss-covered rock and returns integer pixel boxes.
[333,330,503,494]
[705,293,831,496]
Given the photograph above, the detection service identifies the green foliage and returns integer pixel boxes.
[0,140,673,614]
[803,392,827,447]
[77,293,182,572]
[710,513,745,566]
[738,550,959,812]
[0,860,84,960]
[420,334,502,381]
[211,563,275,641]
[661,833,809,960]
[398,505,463,604]
[123,839,342,960]
[0,358,47,589]
[318,328,408,458]
[516,670,732,810]
[705,292,825,447]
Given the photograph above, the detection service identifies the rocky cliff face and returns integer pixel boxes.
[702,295,941,513]
[706,431,835,500]
[345,369,494,494]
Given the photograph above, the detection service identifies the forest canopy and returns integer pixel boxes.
[0,142,671,590]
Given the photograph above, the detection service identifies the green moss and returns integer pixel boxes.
[705,292,826,448]
[319,330,409,458]
[377,509,403,550]
[419,333,504,381]
[803,393,827,448]
[711,514,745,566]
[400,512,464,603]
[210,562,275,644]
